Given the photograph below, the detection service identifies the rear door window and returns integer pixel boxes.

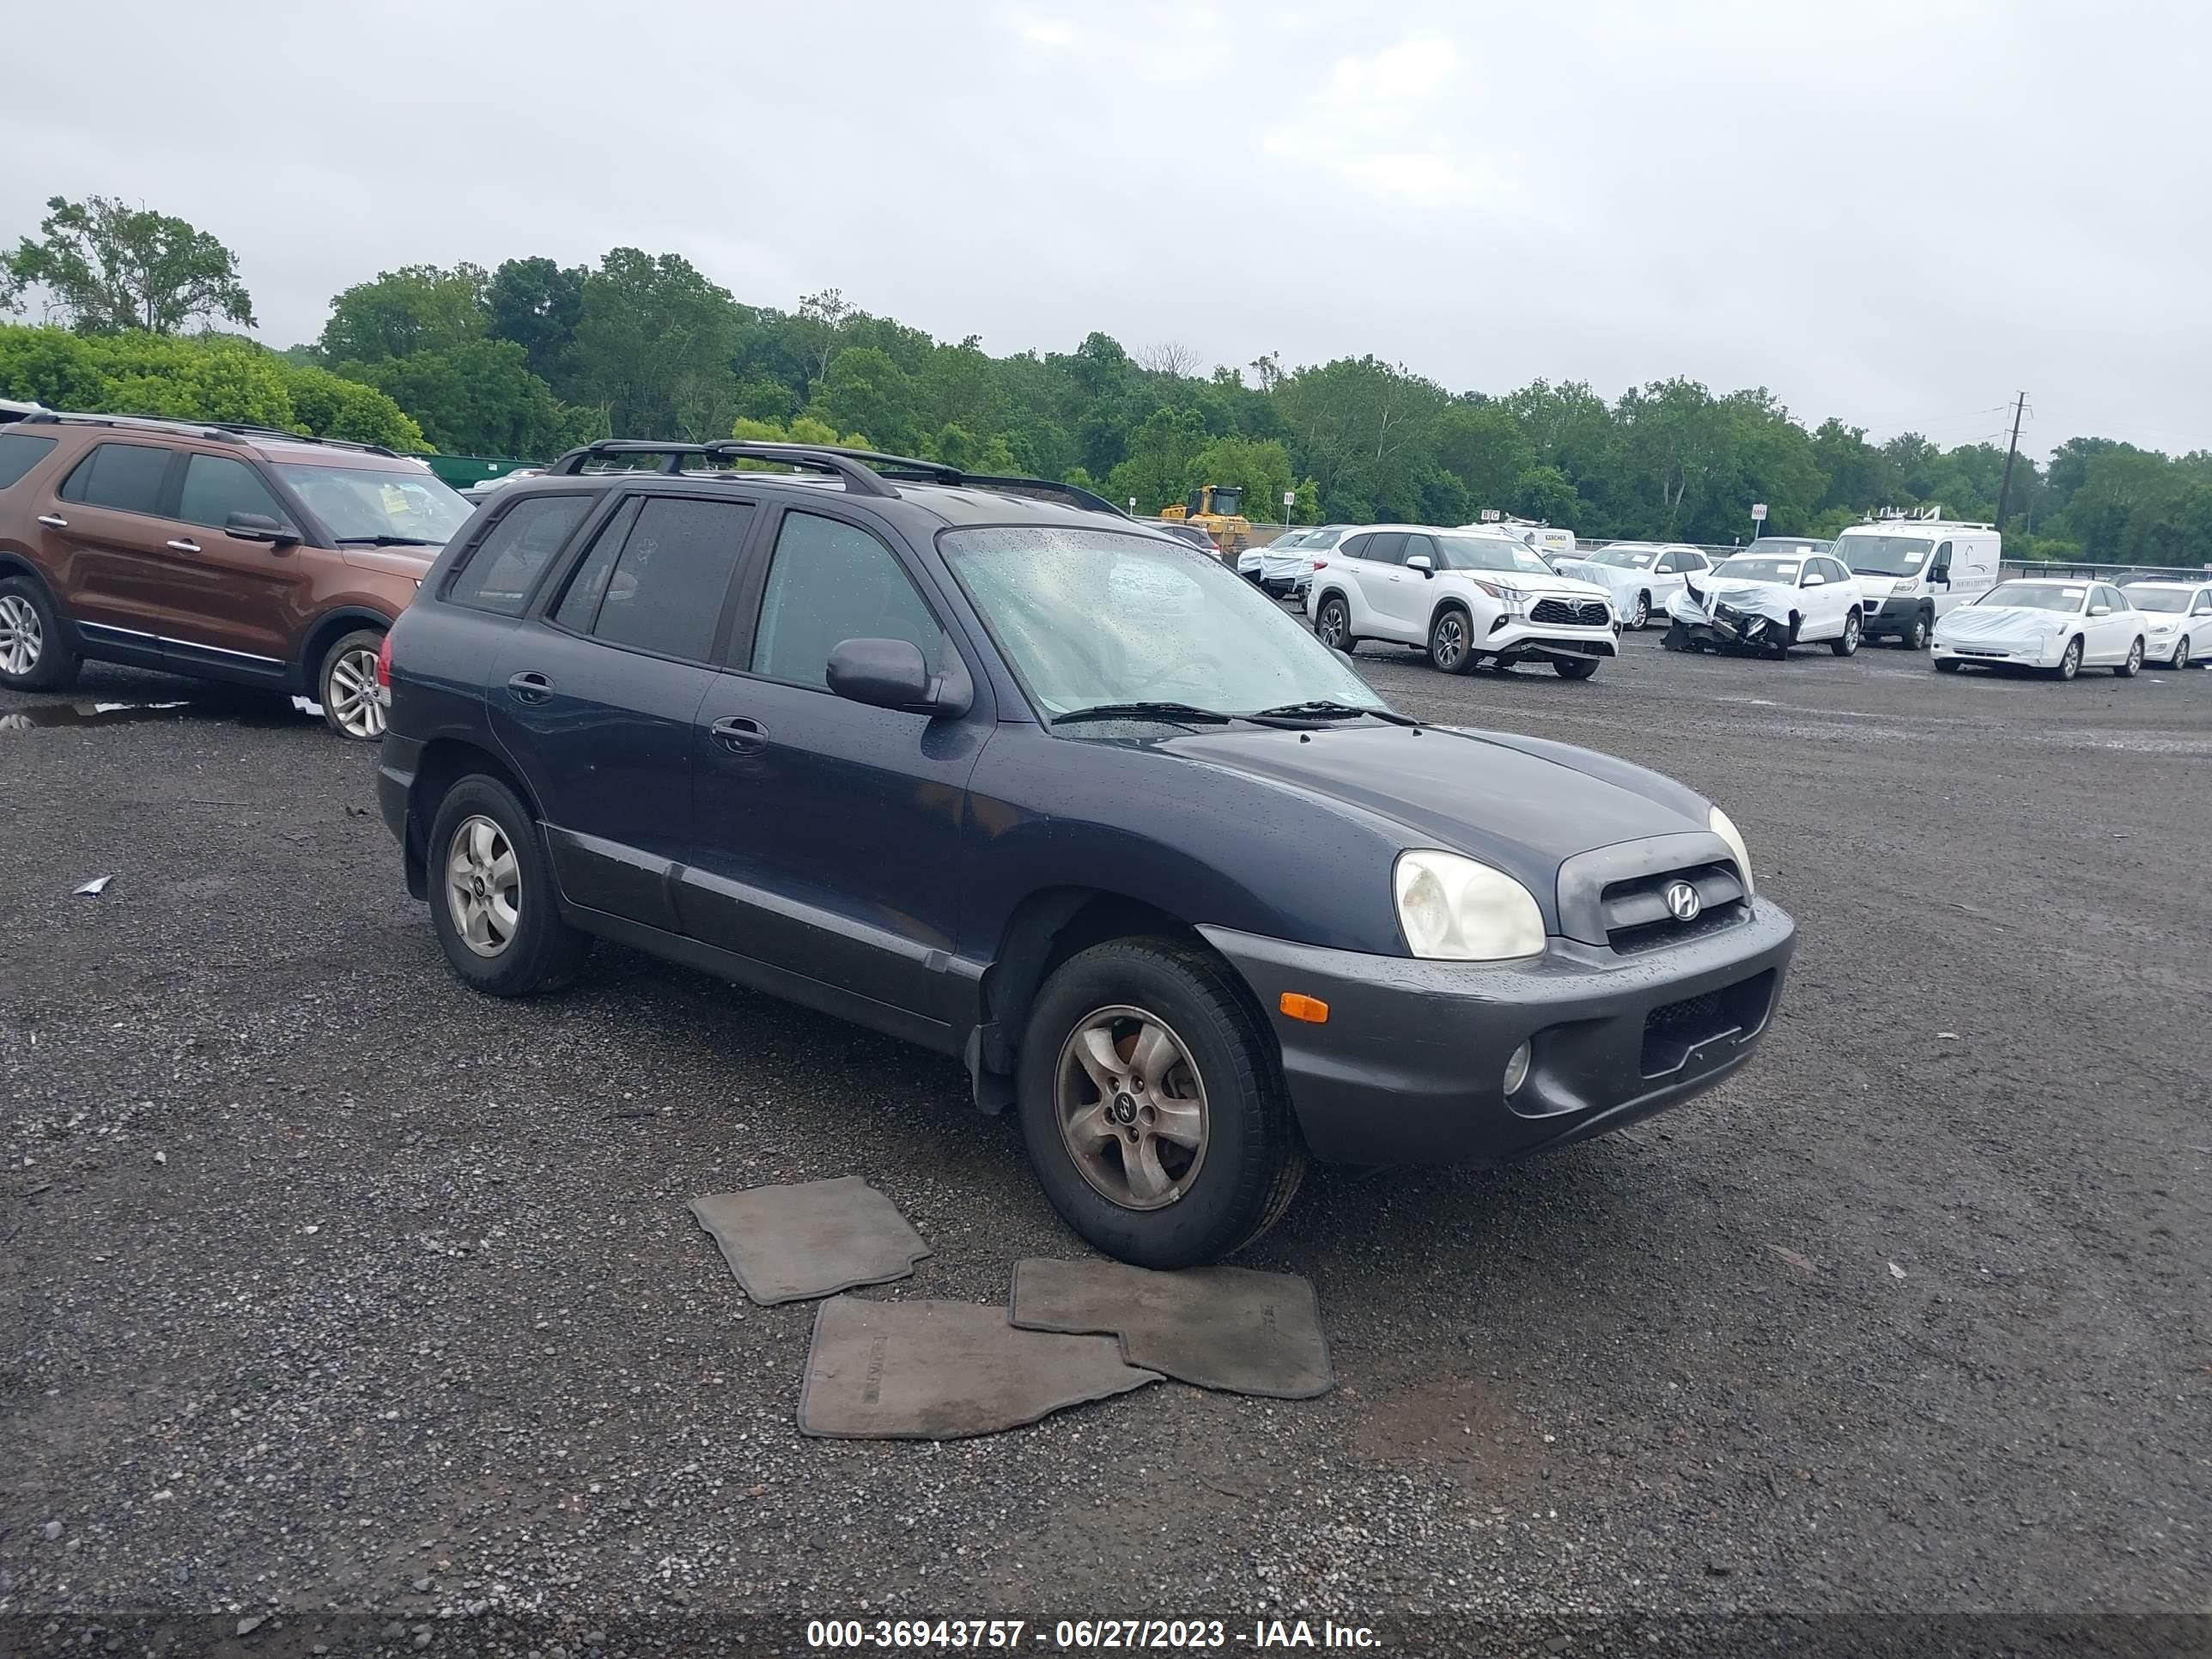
[566,495,753,662]
[750,511,945,688]
[58,442,175,514]
[0,432,58,490]
[178,454,289,531]
[1362,532,1407,566]
[445,494,593,616]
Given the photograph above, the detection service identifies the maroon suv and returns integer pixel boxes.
[0,412,474,738]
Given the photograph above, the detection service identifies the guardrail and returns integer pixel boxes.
[2000,560,2212,582]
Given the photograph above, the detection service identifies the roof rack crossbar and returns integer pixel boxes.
[544,439,1127,515]
[544,440,712,475]
[696,441,901,498]
[17,410,400,458]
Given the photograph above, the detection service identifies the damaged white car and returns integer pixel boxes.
[1931,579,2147,680]
[1664,550,1866,659]
[1551,543,1713,630]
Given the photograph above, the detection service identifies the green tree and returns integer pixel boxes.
[484,257,585,380]
[1186,434,1298,525]
[1432,401,1534,514]
[811,347,921,453]
[0,322,109,406]
[352,338,582,457]
[567,248,739,439]
[1105,405,1209,515]
[318,264,487,364]
[281,363,428,450]
[6,194,254,334]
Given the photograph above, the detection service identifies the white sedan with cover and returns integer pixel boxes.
[1552,543,1714,629]
[1931,578,2147,679]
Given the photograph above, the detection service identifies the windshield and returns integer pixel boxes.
[1981,582,2083,612]
[1842,535,1934,577]
[1305,526,1346,548]
[2124,587,2191,613]
[1590,545,1657,569]
[939,526,1388,722]
[1747,539,1828,557]
[276,463,471,545]
[1435,534,1553,575]
[1269,529,1315,550]
[1715,557,1802,584]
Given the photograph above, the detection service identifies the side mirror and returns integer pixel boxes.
[1405,555,1434,576]
[826,637,971,718]
[226,511,299,545]
[1802,573,1826,586]
[2088,604,2112,617]
[1930,569,1950,584]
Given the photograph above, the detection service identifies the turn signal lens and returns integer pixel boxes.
[1279,993,1330,1024]
[375,631,393,690]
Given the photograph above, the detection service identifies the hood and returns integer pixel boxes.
[1155,721,1704,890]
[1548,557,1638,596]
[1935,605,2074,644]
[337,544,441,578]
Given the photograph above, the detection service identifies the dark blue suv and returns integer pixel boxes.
[379,441,1796,1267]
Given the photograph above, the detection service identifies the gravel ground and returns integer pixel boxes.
[2,630,2209,1653]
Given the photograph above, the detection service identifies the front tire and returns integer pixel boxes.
[0,574,82,692]
[1313,595,1354,653]
[1017,938,1306,1269]
[1830,610,1863,657]
[1553,656,1601,679]
[1427,605,1476,675]
[2053,636,2083,681]
[426,775,591,997]
[1629,591,1650,629]
[2114,637,2143,678]
[1898,610,1931,650]
[317,628,388,740]
[2175,635,2194,670]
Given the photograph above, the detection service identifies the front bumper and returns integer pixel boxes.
[1930,635,2063,667]
[1482,618,1619,665]
[1200,898,1796,1165]
[1858,596,1917,635]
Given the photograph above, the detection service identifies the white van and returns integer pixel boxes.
[1833,520,2001,650]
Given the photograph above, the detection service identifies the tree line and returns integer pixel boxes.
[6,193,2208,564]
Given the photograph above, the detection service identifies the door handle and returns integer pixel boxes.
[710,714,767,752]
[506,671,553,703]
[37,514,67,530]
[166,538,202,554]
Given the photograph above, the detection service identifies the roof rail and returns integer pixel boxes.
[15,410,400,457]
[546,439,1126,515]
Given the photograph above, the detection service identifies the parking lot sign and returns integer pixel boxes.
[1751,503,1768,523]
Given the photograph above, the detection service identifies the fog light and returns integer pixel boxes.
[1503,1042,1531,1096]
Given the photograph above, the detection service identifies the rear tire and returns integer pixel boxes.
[2114,637,2143,678]
[0,574,82,692]
[316,628,387,741]
[1553,656,1601,679]
[425,775,591,997]
[1017,938,1306,1269]
[1427,605,1476,675]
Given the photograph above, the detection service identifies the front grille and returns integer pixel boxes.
[1640,969,1778,1077]
[1600,862,1747,953]
[1956,647,2008,659]
[1532,598,1611,627]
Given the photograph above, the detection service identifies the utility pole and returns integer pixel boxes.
[1994,391,2027,532]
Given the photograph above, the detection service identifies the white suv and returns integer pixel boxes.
[1307,526,1619,678]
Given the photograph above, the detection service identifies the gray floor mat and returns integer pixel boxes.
[1009,1257,1334,1400]
[798,1297,1162,1439]
[689,1176,930,1305]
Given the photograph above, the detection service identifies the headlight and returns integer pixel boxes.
[1393,851,1545,961]
[1469,580,1528,615]
[1708,806,1755,897]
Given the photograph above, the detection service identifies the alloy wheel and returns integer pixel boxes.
[0,595,43,678]
[1053,1005,1210,1212]
[2059,639,2081,680]
[1631,592,1650,629]
[325,646,386,738]
[1316,600,1347,649]
[1431,613,1467,670]
[445,815,521,957]
[2177,636,2193,670]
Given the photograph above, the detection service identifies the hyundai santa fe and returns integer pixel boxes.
[378,441,1796,1267]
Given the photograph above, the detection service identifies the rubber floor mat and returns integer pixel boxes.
[1009,1257,1334,1400]
[799,1297,1162,1439]
[689,1176,930,1305]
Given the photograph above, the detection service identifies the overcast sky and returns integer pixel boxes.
[7,1,2205,459]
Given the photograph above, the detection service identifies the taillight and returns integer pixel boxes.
[376,632,392,690]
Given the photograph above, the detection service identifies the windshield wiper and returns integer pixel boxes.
[1050,701,1236,726]
[335,534,442,547]
[1247,700,1418,726]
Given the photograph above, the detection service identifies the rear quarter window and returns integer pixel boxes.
[442,494,593,617]
[0,432,58,490]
